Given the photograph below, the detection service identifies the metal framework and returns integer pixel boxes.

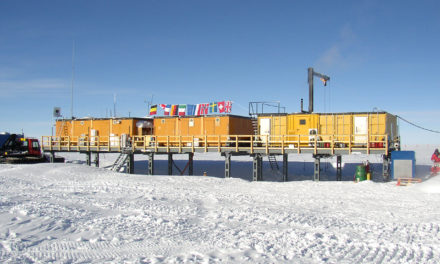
[42,133,391,156]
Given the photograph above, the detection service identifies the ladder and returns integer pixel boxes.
[110,152,129,172]
[268,155,279,171]
[251,118,258,135]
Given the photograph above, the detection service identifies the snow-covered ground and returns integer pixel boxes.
[1,145,440,263]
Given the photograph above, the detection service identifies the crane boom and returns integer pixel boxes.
[308,67,330,113]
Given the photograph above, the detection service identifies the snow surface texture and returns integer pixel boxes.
[1,145,439,263]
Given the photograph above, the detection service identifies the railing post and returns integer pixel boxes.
[235,136,239,152]
[250,135,254,154]
[49,137,53,151]
[192,136,195,153]
[204,135,207,152]
[265,135,269,154]
[218,135,221,152]
[314,134,317,155]
[167,136,170,153]
[297,135,300,154]
[281,135,285,154]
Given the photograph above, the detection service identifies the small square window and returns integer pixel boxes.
[300,119,306,125]
[161,119,165,124]
[189,118,194,127]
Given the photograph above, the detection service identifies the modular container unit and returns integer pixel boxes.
[153,115,254,146]
[55,117,154,146]
[257,112,399,148]
[390,151,416,180]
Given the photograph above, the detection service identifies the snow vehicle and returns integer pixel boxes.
[0,133,46,163]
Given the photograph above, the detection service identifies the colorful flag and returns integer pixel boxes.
[171,105,178,116]
[209,102,217,113]
[164,104,171,115]
[178,104,186,116]
[197,103,208,115]
[218,101,225,113]
[186,104,196,116]
[201,103,209,115]
[159,104,167,110]
[149,104,157,115]
[225,101,232,113]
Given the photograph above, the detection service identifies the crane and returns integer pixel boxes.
[307,67,330,113]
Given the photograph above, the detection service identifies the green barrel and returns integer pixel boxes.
[355,165,366,182]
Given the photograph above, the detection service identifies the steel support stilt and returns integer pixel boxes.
[148,153,154,175]
[336,155,342,181]
[253,154,263,181]
[225,152,231,178]
[314,157,321,181]
[127,153,134,174]
[168,153,173,175]
[382,154,390,182]
[86,152,91,166]
[188,153,194,176]
[94,152,100,167]
[283,154,288,182]
[49,152,55,163]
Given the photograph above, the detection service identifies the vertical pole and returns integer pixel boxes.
[252,154,259,181]
[188,152,194,176]
[49,151,55,163]
[224,152,231,178]
[86,152,91,166]
[128,153,134,174]
[258,155,263,181]
[383,154,390,182]
[308,67,314,113]
[283,153,288,182]
[168,153,173,175]
[314,156,320,181]
[94,152,100,167]
[148,153,154,175]
[336,155,342,181]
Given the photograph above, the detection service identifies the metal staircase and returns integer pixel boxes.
[111,152,129,172]
[251,118,258,135]
[268,155,279,171]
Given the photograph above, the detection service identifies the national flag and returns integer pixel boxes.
[197,103,208,115]
[178,104,186,116]
[209,102,217,113]
[201,103,209,115]
[171,105,178,116]
[225,101,232,113]
[218,101,225,113]
[186,104,196,116]
[159,104,167,110]
[164,104,171,115]
[149,104,157,115]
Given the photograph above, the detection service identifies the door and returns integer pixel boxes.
[260,118,271,135]
[354,116,368,143]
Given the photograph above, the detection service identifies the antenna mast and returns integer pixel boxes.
[71,41,75,118]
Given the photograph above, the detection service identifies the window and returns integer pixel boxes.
[32,141,40,150]
[215,118,220,126]
[189,118,194,127]
[300,119,306,125]
[80,121,84,125]
[161,119,165,124]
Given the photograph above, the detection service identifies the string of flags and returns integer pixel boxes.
[149,101,232,116]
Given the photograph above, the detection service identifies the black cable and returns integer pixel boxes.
[397,115,440,134]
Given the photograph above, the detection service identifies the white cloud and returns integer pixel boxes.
[0,78,67,97]
[315,24,357,70]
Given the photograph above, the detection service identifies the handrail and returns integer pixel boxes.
[41,134,390,154]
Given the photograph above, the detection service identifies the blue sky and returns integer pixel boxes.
[1,0,439,145]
